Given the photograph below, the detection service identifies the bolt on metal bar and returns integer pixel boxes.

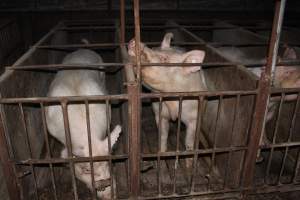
[265,93,284,184]
[190,96,204,192]
[40,103,58,200]
[84,100,97,200]
[61,102,79,200]
[19,103,38,199]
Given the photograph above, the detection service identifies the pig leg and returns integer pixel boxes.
[185,121,197,168]
[152,102,170,152]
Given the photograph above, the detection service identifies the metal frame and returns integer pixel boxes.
[0,0,300,199]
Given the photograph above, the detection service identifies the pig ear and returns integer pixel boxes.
[104,125,122,148]
[182,50,205,74]
[283,47,297,60]
[161,32,174,49]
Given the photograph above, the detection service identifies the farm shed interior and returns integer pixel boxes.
[0,0,300,199]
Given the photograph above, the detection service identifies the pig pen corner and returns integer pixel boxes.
[0,0,300,200]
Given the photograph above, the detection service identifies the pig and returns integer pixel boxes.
[217,46,300,161]
[128,33,207,166]
[46,49,122,199]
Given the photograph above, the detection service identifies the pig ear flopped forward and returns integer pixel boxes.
[182,50,206,74]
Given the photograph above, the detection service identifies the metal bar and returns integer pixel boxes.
[19,103,38,199]
[40,103,58,200]
[265,94,284,184]
[141,91,258,99]
[190,96,204,192]
[84,100,97,200]
[0,94,128,104]
[61,102,78,200]
[172,97,182,194]
[208,96,222,191]
[120,0,126,45]
[224,95,240,189]
[242,0,287,188]
[157,98,162,195]
[127,83,141,198]
[291,94,300,183]
[106,100,115,199]
[15,154,128,165]
[0,107,20,200]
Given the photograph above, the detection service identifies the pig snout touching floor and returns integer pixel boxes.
[46,49,122,199]
[128,33,207,168]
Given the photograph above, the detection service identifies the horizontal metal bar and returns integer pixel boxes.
[6,63,125,71]
[138,189,242,200]
[142,146,247,158]
[271,87,300,94]
[260,141,300,149]
[0,94,128,104]
[15,154,128,165]
[141,90,257,98]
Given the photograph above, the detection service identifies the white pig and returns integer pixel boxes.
[128,33,207,166]
[46,49,122,199]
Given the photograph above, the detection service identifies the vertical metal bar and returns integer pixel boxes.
[208,96,222,191]
[61,101,78,200]
[0,106,20,200]
[84,100,97,200]
[106,100,115,199]
[173,97,182,194]
[120,0,126,45]
[290,93,300,183]
[129,0,142,198]
[265,94,284,184]
[19,103,38,200]
[224,95,240,189]
[40,103,58,200]
[190,96,204,192]
[133,0,141,82]
[242,0,286,188]
[128,83,141,198]
[157,98,162,195]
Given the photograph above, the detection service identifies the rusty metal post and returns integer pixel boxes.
[127,0,142,198]
[242,0,286,189]
[0,110,20,200]
[120,0,126,45]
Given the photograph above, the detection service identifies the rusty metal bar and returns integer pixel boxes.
[157,98,162,195]
[40,103,58,200]
[172,97,182,194]
[15,154,128,165]
[242,0,287,189]
[291,94,300,183]
[106,99,115,199]
[208,96,222,191]
[61,102,79,200]
[19,103,38,199]
[127,82,141,198]
[265,94,284,184]
[190,96,204,192]
[0,105,20,200]
[84,100,97,200]
[0,94,128,104]
[120,0,126,45]
[224,95,240,189]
